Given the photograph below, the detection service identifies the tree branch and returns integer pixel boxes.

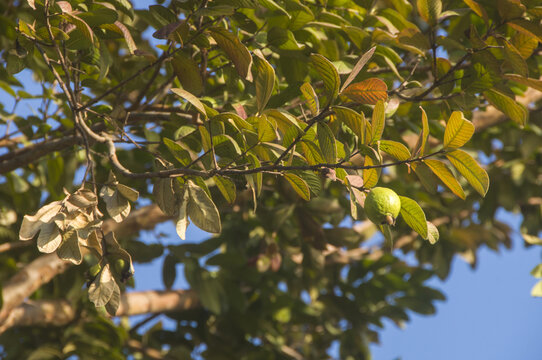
[0,205,171,327]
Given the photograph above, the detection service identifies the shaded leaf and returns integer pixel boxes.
[333,106,366,144]
[162,254,177,290]
[57,230,82,264]
[310,54,340,108]
[209,27,253,81]
[504,74,542,92]
[172,52,203,95]
[163,138,192,166]
[88,264,115,308]
[187,181,221,234]
[301,139,325,165]
[253,49,275,113]
[300,82,319,115]
[214,176,236,204]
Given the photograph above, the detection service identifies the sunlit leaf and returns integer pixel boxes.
[443,111,474,148]
[424,159,466,199]
[187,180,221,234]
[301,139,325,165]
[88,264,115,308]
[484,89,528,127]
[504,74,542,92]
[446,149,489,196]
[371,100,386,143]
[341,78,388,105]
[417,0,442,25]
[284,173,310,201]
[317,122,337,163]
[363,156,379,188]
[171,88,207,118]
[214,176,236,204]
[340,46,376,92]
[412,106,430,157]
[379,140,411,161]
[332,106,366,144]
[399,196,428,239]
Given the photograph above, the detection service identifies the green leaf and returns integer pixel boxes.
[317,122,337,163]
[484,89,528,127]
[463,0,488,23]
[511,32,538,59]
[398,196,428,239]
[310,54,340,108]
[171,88,207,118]
[417,0,442,25]
[333,106,366,144]
[284,173,310,201]
[341,78,388,105]
[163,138,192,166]
[504,74,542,92]
[379,140,411,161]
[446,149,489,196]
[301,139,325,165]
[153,177,177,216]
[214,176,236,204]
[88,264,115,308]
[253,50,275,113]
[503,41,528,77]
[412,162,438,194]
[162,254,177,290]
[340,46,376,92]
[371,100,386,143]
[258,115,277,142]
[259,0,290,17]
[209,27,253,81]
[424,159,466,199]
[300,82,320,115]
[187,180,221,234]
[443,111,475,148]
[172,52,203,95]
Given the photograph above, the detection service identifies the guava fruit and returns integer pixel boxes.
[364,187,401,225]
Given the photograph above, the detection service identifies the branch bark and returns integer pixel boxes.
[0,289,198,333]
[0,204,170,327]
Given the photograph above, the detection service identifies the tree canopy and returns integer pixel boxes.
[0,0,541,358]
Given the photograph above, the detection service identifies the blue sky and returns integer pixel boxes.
[2,1,541,359]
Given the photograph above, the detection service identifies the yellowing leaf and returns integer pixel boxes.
[507,19,542,43]
[511,32,538,59]
[443,111,474,148]
[504,74,542,92]
[484,89,528,126]
[317,122,337,163]
[341,78,388,105]
[424,159,466,199]
[417,0,442,25]
[463,0,488,23]
[371,100,386,143]
[310,54,340,108]
[446,149,489,196]
[379,140,411,161]
[171,88,207,118]
[413,106,430,157]
[209,27,253,81]
[253,50,275,113]
[300,82,319,115]
[399,195,428,239]
[363,156,379,188]
[284,173,310,201]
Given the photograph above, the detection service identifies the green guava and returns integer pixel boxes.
[364,187,401,225]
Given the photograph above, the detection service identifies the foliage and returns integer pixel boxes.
[0,0,541,358]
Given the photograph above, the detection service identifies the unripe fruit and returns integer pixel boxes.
[364,187,401,225]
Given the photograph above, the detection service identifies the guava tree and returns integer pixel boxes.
[0,0,541,358]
